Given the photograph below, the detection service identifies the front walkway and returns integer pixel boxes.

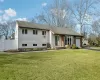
[84,47,100,51]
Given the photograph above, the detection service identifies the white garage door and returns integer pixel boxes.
[76,39,80,48]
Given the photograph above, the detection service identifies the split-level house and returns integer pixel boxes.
[0,21,83,51]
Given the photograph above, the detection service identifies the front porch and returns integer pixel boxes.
[55,35,74,47]
[54,34,82,48]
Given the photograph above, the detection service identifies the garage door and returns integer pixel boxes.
[76,39,80,48]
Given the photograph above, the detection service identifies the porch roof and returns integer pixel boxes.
[50,27,82,36]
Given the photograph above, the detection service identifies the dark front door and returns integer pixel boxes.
[61,36,65,47]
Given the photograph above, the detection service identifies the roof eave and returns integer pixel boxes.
[19,26,50,31]
[54,33,83,37]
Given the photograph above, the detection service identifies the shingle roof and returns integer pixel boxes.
[50,27,82,36]
[17,21,82,36]
[17,21,50,30]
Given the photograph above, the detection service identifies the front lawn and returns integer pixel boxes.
[0,49,100,80]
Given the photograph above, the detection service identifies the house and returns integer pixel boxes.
[0,21,83,51]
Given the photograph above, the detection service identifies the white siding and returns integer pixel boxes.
[0,40,4,51]
[0,40,18,51]
[18,28,50,48]
[0,22,18,51]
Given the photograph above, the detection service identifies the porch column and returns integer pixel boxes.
[61,35,65,47]
[50,31,53,48]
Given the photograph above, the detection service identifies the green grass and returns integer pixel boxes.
[0,49,100,80]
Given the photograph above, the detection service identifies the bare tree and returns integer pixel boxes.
[92,19,100,35]
[0,21,16,40]
[33,0,74,28]
[69,0,97,34]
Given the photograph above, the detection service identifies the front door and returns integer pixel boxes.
[61,36,65,47]
[76,39,80,48]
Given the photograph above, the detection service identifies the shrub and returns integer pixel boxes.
[76,47,79,49]
[65,45,71,49]
[72,44,76,49]
[47,43,51,48]
[72,44,79,49]
[5,49,19,52]
[18,48,47,52]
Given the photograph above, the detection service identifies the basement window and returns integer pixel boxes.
[22,44,27,46]
[42,44,46,46]
[33,44,37,46]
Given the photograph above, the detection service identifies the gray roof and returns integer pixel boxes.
[17,21,82,36]
[50,27,82,36]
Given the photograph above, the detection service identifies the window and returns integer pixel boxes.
[68,38,69,45]
[70,38,71,45]
[22,29,24,34]
[22,29,28,34]
[42,31,46,35]
[55,35,59,46]
[42,44,46,46]
[65,36,67,45]
[22,44,27,46]
[65,36,72,45]
[25,29,27,34]
[33,30,38,35]
[33,44,37,46]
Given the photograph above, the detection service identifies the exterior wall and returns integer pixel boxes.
[0,22,18,51]
[49,31,63,48]
[0,40,18,51]
[18,28,50,48]
[0,39,4,51]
